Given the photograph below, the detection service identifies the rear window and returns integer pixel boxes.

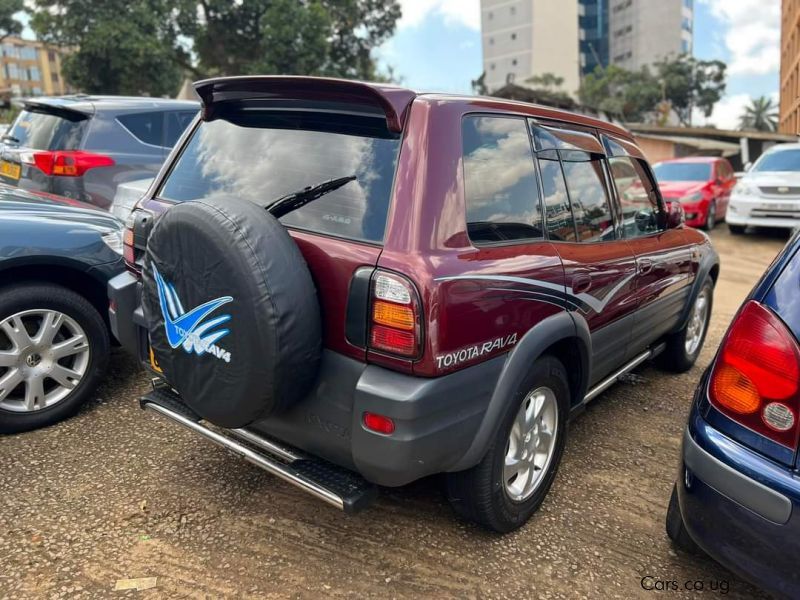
[159,111,401,243]
[118,112,164,146]
[7,109,87,150]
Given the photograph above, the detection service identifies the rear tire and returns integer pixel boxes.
[445,356,569,532]
[728,224,746,235]
[0,283,109,434]
[657,280,713,373]
[666,485,699,553]
[702,201,716,231]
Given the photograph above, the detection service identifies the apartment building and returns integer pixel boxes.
[0,37,71,98]
[480,0,693,95]
[780,0,800,134]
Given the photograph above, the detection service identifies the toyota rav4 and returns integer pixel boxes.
[108,76,719,532]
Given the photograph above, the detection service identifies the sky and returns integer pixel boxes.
[378,0,781,130]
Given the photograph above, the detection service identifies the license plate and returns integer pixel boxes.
[762,202,798,211]
[148,345,163,373]
[0,160,20,180]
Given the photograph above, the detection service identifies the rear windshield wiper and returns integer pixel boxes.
[2,134,19,144]
[266,175,357,219]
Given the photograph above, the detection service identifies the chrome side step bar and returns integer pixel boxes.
[140,389,377,514]
[583,348,656,402]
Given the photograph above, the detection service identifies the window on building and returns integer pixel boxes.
[6,64,18,79]
[48,50,56,62]
[489,37,494,45]
[462,115,544,244]
[490,63,496,70]
[32,87,41,96]
[28,67,40,82]
[511,32,517,40]
[20,47,36,60]
[681,39,690,53]
[608,156,662,238]
[51,72,59,84]
[512,58,518,66]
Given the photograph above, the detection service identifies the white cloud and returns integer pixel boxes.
[397,0,481,31]
[700,0,781,76]
[694,91,779,130]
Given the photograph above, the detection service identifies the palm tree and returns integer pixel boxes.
[739,96,779,132]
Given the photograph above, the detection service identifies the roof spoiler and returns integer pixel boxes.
[21,99,92,120]
[193,76,415,133]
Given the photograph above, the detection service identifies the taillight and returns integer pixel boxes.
[123,213,136,267]
[30,150,114,177]
[123,209,154,272]
[709,301,800,449]
[368,271,422,358]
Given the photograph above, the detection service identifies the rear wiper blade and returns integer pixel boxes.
[2,134,19,144]
[266,175,357,219]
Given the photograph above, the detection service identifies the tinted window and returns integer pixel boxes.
[538,150,577,241]
[610,156,661,238]
[653,162,711,182]
[7,109,87,150]
[118,112,164,146]
[159,111,400,243]
[560,150,615,242]
[753,149,800,172]
[462,116,543,243]
[164,110,197,148]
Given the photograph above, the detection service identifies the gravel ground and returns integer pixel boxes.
[0,226,789,599]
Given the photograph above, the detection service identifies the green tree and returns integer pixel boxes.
[739,96,778,132]
[654,55,726,126]
[578,65,661,122]
[0,0,23,42]
[30,0,182,96]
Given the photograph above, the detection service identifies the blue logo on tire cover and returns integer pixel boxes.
[153,264,233,362]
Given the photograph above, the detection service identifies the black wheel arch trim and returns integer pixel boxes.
[450,310,591,471]
[676,245,719,332]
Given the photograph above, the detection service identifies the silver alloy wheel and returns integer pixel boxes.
[685,288,710,356]
[0,309,90,412]
[706,202,716,229]
[504,386,558,502]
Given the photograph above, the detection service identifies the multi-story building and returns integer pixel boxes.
[780,0,800,134]
[0,37,72,98]
[481,0,580,94]
[480,0,693,95]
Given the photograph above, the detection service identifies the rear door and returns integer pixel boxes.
[604,134,694,357]
[531,121,638,385]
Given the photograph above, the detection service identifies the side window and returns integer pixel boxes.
[609,156,662,238]
[462,115,543,244]
[117,112,164,146]
[538,150,577,241]
[164,110,197,148]
[560,150,615,242]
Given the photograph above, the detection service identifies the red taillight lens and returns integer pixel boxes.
[709,301,800,448]
[32,151,115,177]
[123,226,136,266]
[363,412,395,434]
[368,271,422,358]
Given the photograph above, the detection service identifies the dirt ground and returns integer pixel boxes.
[0,227,791,599]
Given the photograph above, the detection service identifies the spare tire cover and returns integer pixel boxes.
[142,196,321,428]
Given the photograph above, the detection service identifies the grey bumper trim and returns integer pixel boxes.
[683,429,792,525]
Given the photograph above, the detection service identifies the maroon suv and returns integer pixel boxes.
[108,76,719,532]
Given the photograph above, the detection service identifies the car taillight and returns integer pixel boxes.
[368,270,422,358]
[123,209,155,272]
[709,301,800,449]
[31,150,114,177]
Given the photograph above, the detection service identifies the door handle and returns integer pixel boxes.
[572,273,592,294]
[638,258,654,275]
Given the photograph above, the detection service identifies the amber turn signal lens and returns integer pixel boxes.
[372,300,415,331]
[711,363,760,414]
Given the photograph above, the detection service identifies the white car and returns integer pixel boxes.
[109,177,154,220]
[727,143,800,234]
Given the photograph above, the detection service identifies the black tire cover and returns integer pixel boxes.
[142,196,321,428]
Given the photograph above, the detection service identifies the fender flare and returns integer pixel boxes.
[676,245,720,332]
[450,310,591,471]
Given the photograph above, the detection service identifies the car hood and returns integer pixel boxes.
[658,181,707,199]
[0,184,122,234]
[740,171,800,187]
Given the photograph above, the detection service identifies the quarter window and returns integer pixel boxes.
[609,156,661,238]
[462,115,543,244]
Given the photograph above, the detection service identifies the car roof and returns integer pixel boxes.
[764,142,800,153]
[22,95,199,116]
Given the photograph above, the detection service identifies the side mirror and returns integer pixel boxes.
[664,200,685,229]
[744,161,753,172]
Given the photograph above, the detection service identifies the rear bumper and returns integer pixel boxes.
[108,270,502,487]
[677,408,800,596]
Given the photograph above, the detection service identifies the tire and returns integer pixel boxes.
[445,356,569,533]
[656,280,713,373]
[142,196,321,428]
[666,485,699,553]
[728,224,746,235]
[702,201,716,231]
[0,283,109,434]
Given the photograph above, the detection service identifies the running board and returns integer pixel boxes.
[583,346,661,402]
[140,388,377,514]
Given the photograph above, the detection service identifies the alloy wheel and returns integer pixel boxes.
[685,289,710,356]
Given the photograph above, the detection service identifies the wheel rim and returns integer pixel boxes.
[685,289,709,356]
[0,309,90,413]
[707,203,716,229]
[504,386,559,502]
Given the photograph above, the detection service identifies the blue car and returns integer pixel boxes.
[668,230,800,597]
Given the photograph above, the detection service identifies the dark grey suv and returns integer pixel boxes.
[0,96,198,210]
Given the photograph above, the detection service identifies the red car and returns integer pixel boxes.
[108,77,719,532]
[653,157,735,230]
